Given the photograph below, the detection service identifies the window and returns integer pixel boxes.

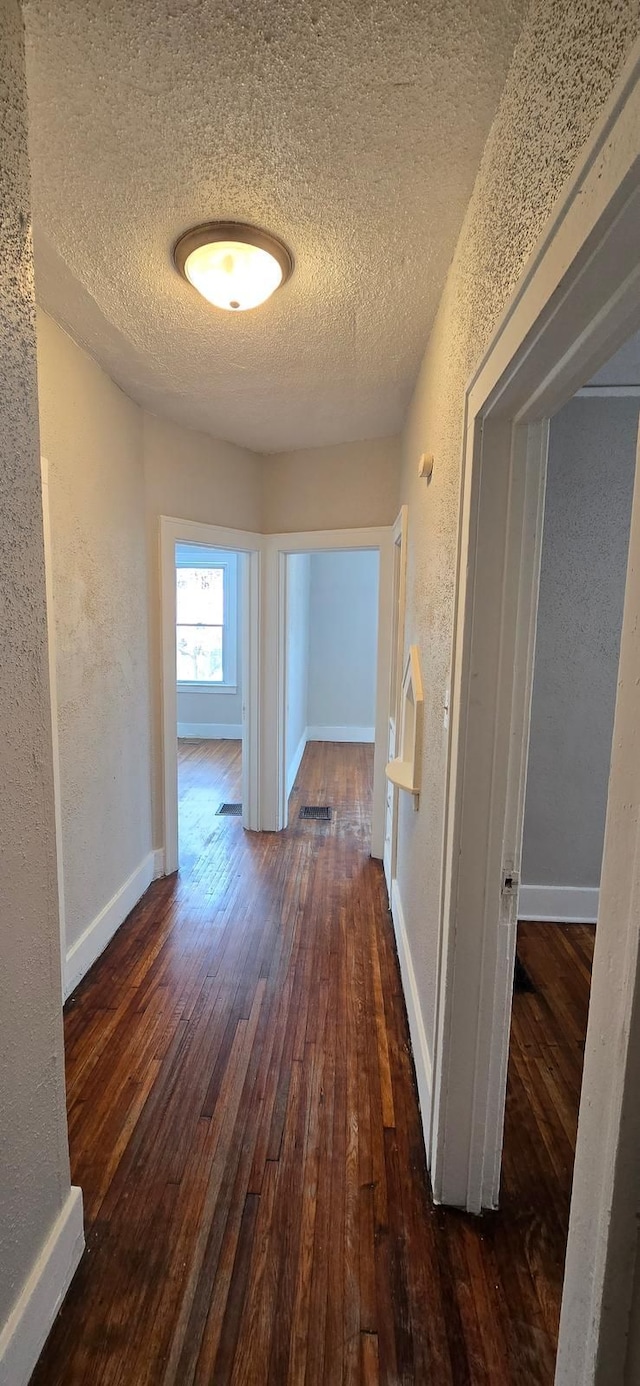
[176,545,238,688]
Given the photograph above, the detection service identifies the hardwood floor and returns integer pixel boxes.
[177,738,242,868]
[31,742,594,1384]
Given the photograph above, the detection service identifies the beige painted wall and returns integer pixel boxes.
[262,436,401,533]
[0,0,72,1345]
[143,411,262,845]
[394,1,640,1085]
[36,310,153,953]
[143,411,263,534]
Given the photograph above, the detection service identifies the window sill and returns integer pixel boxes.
[177,682,238,695]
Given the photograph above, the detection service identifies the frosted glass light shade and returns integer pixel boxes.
[174,222,292,312]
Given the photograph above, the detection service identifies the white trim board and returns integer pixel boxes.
[65,853,155,998]
[177,722,243,739]
[518,884,599,924]
[306,725,375,743]
[286,729,308,798]
[576,384,640,397]
[0,1186,84,1386]
[390,879,433,1155]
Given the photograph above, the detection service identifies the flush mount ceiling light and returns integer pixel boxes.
[173,221,293,312]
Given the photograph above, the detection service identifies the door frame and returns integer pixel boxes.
[429,40,640,1377]
[269,525,394,857]
[384,506,409,891]
[159,516,262,874]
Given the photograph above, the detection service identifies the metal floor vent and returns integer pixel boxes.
[216,803,242,816]
[299,805,332,821]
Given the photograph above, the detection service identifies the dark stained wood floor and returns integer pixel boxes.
[31,741,595,1384]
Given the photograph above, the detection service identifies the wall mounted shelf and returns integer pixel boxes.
[385,644,423,803]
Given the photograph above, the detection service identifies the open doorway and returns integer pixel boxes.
[500,343,639,1368]
[175,542,245,874]
[159,517,262,874]
[282,547,381,849]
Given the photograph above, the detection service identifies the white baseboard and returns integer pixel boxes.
[518,883,599,924]
[306,725,375,743]
[153,848,166,879]
[287,729,308,798]
[0,1185,84,1386]
[65,853,155,997]
[177,722,243,739]
[390,879,433,1153]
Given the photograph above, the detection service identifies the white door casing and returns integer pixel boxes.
[384,506,408,892]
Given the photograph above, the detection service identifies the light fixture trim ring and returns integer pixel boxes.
[173,220,294,293]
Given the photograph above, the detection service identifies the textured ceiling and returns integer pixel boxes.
[24,0,526,453]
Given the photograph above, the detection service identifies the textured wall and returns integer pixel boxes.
[522,397,638,890]
[0,0,71,1334]
[396,0,640,1070]
[36,310,152,952]
[262,437,401,534]
[307,549,379,731]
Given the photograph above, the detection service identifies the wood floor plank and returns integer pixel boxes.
[31,742,595,1385]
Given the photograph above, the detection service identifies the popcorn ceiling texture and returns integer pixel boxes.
[23,0,525,452]
[0,0,70,1332]
[397,0,640,1084]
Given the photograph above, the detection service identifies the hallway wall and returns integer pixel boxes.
[36,310,153,976]
[262,436,400,533]
[0,4,79,1376]
[393,0,640,1141]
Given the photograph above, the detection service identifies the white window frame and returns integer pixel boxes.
[175,544,238,692]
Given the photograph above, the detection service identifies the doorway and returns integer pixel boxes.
[273,526,394,857]
[175,542,245,873]
[160,518,261,874]
[501,360,639,1366]
[281,546,381,847]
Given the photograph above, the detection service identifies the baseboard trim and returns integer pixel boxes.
[65,853,155,997]
[0,1186,84,1386]
[390,879,433,1154]
[518,883,599,924]
[153,848,166,879]
[306,725,375,743]
[287,729,308,798]
[177,722,243,739]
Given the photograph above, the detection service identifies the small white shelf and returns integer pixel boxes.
[385,758,416,792]
[385,645,423,801]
